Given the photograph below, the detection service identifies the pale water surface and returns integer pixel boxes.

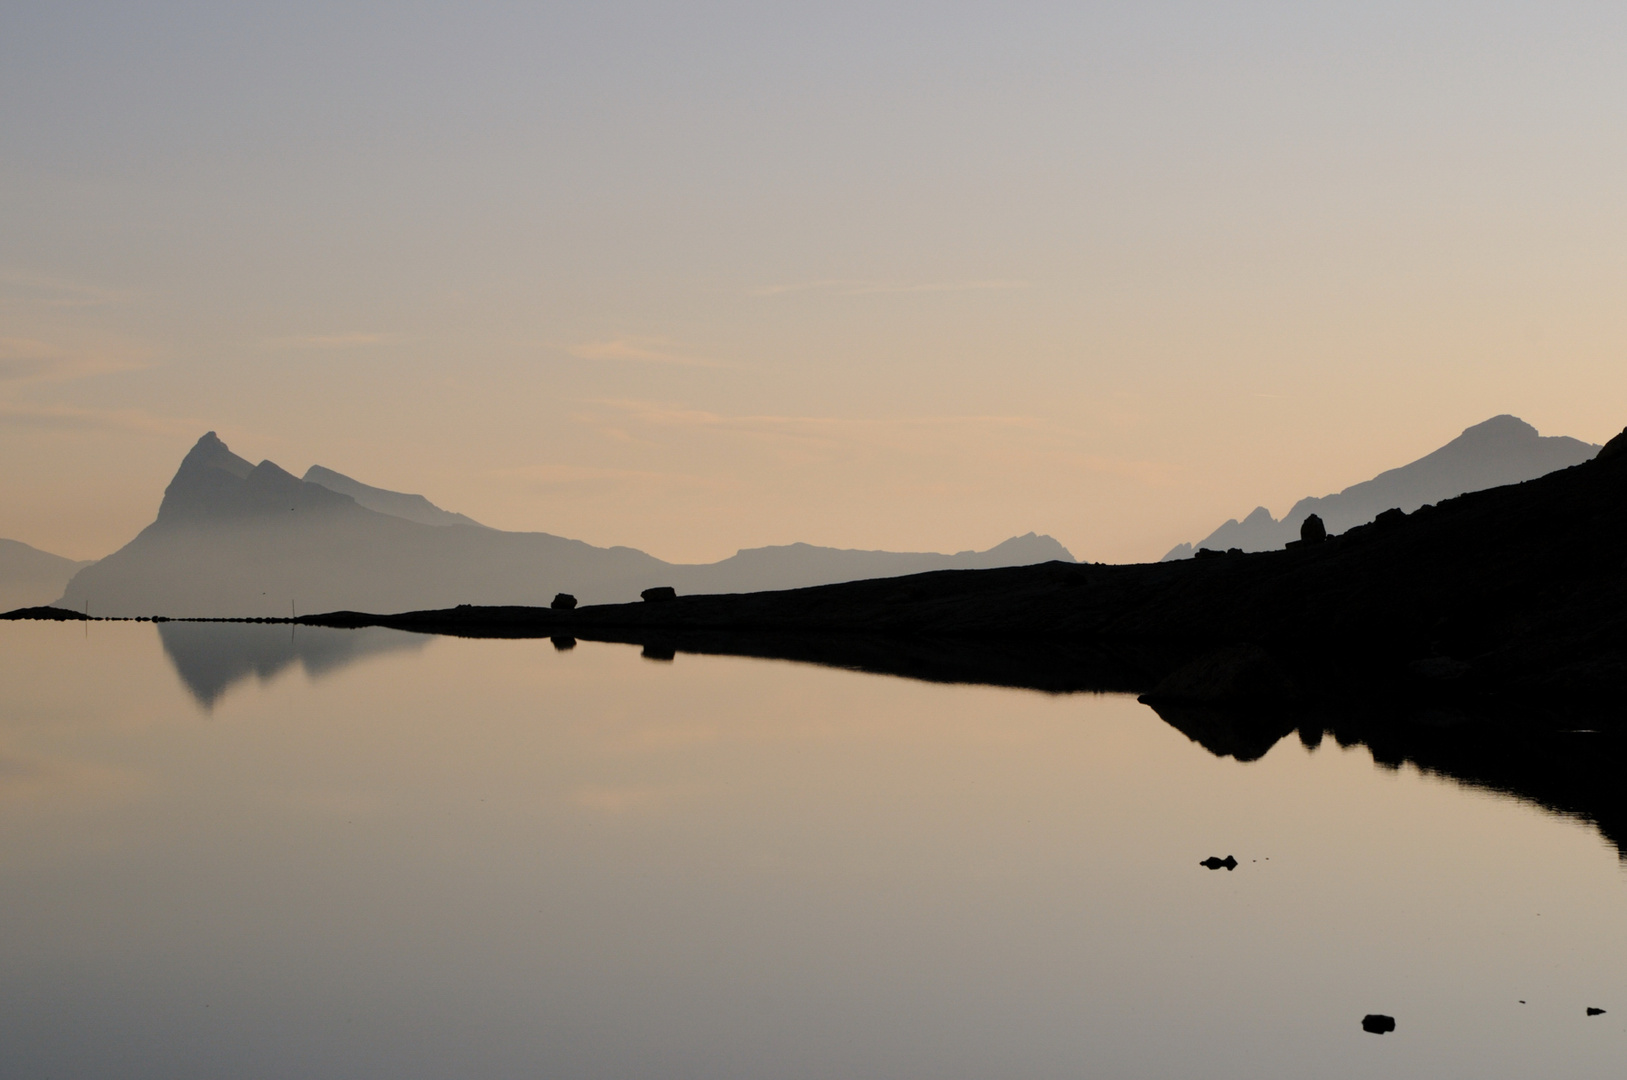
[2,621,1625,1078]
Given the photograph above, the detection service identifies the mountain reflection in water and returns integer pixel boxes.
[157,621,432,708]
[433,625,1627,861]
[5,621,1626,1079]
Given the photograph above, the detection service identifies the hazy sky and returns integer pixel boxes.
[4,2,1625,563]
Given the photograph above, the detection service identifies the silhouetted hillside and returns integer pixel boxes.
[1164,415,1598,558]
[0,538,94,612]
[55,433,1073,617]
[310,421,1627,714]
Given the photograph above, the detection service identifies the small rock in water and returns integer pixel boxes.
[1361,1014,1396,1034]
[1200,856,1238,871]
[1588,1007,1607,1016]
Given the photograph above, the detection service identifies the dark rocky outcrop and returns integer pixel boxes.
[0,605,89,621]
[641,586,677,603]
[551,593,577,610]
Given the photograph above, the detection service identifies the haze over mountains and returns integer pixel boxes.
[0,539,94,612]
[1164,415,1599,559]
[53,433,1073,618]
[7,415,1603,617]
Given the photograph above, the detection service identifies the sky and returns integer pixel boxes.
[3,1,1625,564]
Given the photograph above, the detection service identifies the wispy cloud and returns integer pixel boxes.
[0,338,154,384]
[487,461,729,493]
[0,401,202,436]
[749,279,1031,298]
[261,332,400,349]
[573,400,1178,486]
[566,337,729,369]
[0,271,131,309]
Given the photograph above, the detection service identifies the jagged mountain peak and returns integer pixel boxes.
[157,433,356,523]
[180,431,253,478]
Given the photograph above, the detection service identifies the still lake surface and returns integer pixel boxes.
[2,621,1625,1078]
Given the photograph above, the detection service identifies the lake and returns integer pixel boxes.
[2,620,1624,1078]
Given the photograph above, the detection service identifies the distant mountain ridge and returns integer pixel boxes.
[53,432,1074,617]
[303,465,483,527]
[0,538,94,612]
[1164,415,1599,559]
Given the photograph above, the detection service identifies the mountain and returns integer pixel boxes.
[0,539,95,613]
[320,420,1627,716]
[55,432,1073,617]
[303,465,483,527]
[1163,415,1599,559]
[673,533,1074,595]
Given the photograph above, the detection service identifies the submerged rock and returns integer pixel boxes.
[1361,1014,1396,1034]
[1200,856,1238,871]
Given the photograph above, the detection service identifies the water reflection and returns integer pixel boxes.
[157,621,432,708]
[1143,700,1627,858]
[522,627,1627,861]
[3,622,1626,1079]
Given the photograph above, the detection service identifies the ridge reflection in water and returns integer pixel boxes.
[158,621,433,708]
[2,622,1626,1080]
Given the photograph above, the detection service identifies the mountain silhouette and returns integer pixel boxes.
[1163,415,1598,559]
[320,418,1627,716]
[302,465,483,527]
[0,538,94,612]
[54,432,1074,617]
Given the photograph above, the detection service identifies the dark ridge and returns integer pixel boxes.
[283,421,1627,718]
[2,605,94,620]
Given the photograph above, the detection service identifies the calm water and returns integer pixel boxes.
[2,622,1625,1079]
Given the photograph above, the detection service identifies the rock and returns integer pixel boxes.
[1200,855,1238,871]
[1375,507,1407,527]
[1300,514,1327,544]
[641,586,677,602]
[1588,1007,1607,1016]
[1361,1014,1396,1034]
[550,592,577,610]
